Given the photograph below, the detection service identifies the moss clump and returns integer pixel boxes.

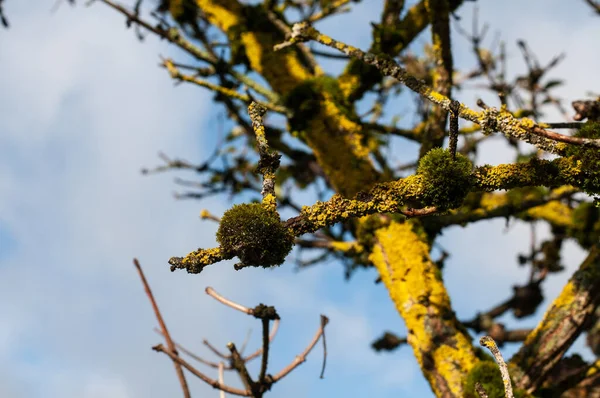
[417,148,473,209]
[464,361,529,398]
[217,203,294,268]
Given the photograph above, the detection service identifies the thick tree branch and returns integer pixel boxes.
[509,244,600,393]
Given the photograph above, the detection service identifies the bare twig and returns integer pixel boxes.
[239,329,253,355]
[154,328,225,369]
[219,362,226,398]
[163,60,288,115]
[206,287,253,315]
[228,343,255,394]
[244,319,280,362]
[272,315,329,382]
[204,338,231,360]
[154,344,250,396]
[319,315,328,379]
[97,0,279,103]
[133,259,191,398]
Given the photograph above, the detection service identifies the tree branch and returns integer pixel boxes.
[509,244,600,393]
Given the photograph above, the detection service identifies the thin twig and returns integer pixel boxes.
[154,344,250,396]
[228,343,255,393]
[206,287,253,315]
[203,338,231,360]
[543,122,586,129]
[219,362,226,398]
[97,0,280,103]
[163,60,288,115]
[133,259,191,398]
[239,329,253,355]
[480,336,514,398]
[272,315,329,382]
[319,315,328,379]
[244,319,280,362]
[154,328,226,369]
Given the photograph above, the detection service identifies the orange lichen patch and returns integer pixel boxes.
[368,222,477,396]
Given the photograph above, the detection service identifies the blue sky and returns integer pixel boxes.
[0,1,598,397]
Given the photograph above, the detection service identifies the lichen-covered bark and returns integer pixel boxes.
[560,360,600,398]
[195,0,378,197]
[368,222,477,397]
[509,245,600,393]
[172,5,479,383]
[183,5,600,398]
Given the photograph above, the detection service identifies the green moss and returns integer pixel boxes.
[464,361,530,398]
[417,148,473,209]
[217,203,293,268]
[576,121,600,139]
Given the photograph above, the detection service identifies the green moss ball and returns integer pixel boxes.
[217,203,294,268]
[417,148,473,209]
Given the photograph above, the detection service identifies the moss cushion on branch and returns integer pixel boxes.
[217,203,294,267]
[417,148,473,208]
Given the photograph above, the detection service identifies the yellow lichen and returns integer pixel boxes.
[195,0,242,32]
[182,247,223,266]
[526,201,573,227]
[368,222,476,396]
[330,241,363,253]
[480,193,509,211]
[262,193,277,211]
